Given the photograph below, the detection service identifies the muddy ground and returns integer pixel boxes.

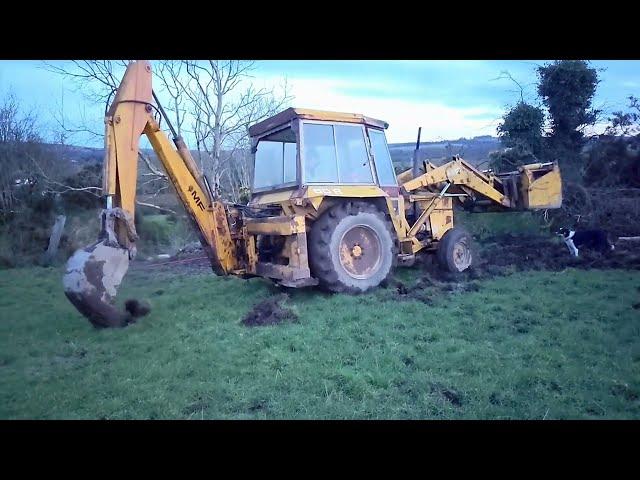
[139,234,640,276]
[241,293,298,327]
[391,234,640,303]
[133,233,640,314]
[464,233,640,275]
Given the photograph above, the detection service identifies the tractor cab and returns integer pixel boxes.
[248,108,397,203]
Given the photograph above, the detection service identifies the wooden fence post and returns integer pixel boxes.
[44,215,66,265]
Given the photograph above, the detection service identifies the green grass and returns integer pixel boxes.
[135,213,196,257]
[1,265,639,419]
[457,210,547,240]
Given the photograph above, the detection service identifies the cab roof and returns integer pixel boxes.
[248,107,389,138]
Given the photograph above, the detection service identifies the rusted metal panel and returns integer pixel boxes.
[249,107,388,137]
[244,229,258,274]
[519,163,562,210]
[245,215,305,236]
[254,225,314,287]
[256,262,311,281]
[248,189,296,206]
[428,209,454,240]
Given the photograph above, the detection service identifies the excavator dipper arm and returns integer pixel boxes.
[63,60,237,328]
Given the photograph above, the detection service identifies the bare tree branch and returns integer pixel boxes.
[138,151,167,180]
[136,200,176,215]
[42,59,293,203]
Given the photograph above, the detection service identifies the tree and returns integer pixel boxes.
[583,95,640,188]
[489,101,545,171]
[44,60,292,203]
[497,102,545,155]
[0,91,45,216]
[168,60,290,198]
[537,60,600,155]
[606,95,640,137]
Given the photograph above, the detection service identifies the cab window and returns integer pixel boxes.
[368,128,397,186]
[253,127,297,189]
[303,122,373,184]
[303,123,338,183]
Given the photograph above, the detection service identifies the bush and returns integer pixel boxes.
[59,164,102,211]
[583,135,640,188]
[137,214,174,247]
[0,207,57,268]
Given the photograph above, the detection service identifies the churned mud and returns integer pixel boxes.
[391,234,640,303]
[475,234,640,273]
[124,299,151,319]
[241,294,298,327]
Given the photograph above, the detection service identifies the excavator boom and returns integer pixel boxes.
[63,61,237,327]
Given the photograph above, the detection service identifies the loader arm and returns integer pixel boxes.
[63,60,237,327]
[401,156,562,211]
[402,157,512,207]
[397,156,562,254]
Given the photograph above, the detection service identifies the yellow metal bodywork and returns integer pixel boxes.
[98,60,563,289]
[144,120,239,274]
[64,60,565,327]
[102,61,240,276]
[245,215,306,236]
[519,163,563,209]
[402,158,510,207]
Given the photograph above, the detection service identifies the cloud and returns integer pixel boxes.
[256,75,504,143]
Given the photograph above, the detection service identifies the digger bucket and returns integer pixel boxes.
[63,204,151,328]
[63,241,133,328]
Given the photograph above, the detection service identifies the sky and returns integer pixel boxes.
[0,60,638,147]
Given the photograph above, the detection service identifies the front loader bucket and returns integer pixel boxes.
[519,162,563,210]
[63,241,135,328]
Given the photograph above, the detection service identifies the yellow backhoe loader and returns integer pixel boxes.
[63,60,563,327]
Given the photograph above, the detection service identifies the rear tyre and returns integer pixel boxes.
[309,201,396,293]
[437,227,473,273]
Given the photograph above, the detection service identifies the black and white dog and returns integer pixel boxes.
[556,227,615,257]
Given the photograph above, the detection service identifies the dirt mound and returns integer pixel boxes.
[391,234,640,303]
[394,274,480,303]
[125,299,151,319]
[476,234,640,275]
[430,383,463,407]
[241,294,298,327]
[414,234,640,284]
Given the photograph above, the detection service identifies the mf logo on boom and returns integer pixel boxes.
[188,185,206,211]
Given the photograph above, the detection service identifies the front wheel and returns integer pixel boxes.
[436,227,473,273]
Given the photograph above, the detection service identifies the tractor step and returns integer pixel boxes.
[279,277,319,288]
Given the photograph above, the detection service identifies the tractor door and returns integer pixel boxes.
[300,121,377,186]
[366,128,398,187]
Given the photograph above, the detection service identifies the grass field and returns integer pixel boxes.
[1,262,639,419]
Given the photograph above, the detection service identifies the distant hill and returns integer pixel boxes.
[45,134,503,173]
[41,143,104,168]
[387,135,501,169]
